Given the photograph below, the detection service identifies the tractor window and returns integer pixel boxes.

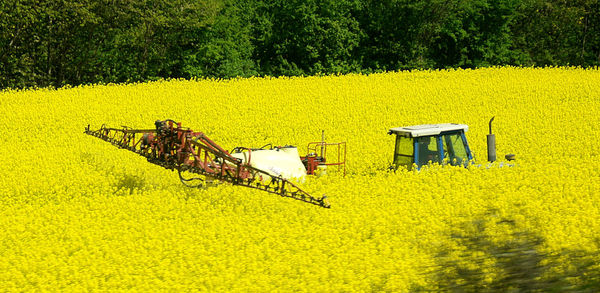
[442,132,468,165]
[393,136,413,169]
[416,136,440,167]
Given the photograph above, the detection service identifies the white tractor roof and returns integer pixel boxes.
[389,123,468,137]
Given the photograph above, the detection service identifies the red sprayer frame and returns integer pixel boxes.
[85,120,330,208]
[300,131,347,176]
[301,142,347,176]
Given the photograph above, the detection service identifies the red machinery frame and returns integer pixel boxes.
[300,130,347,176]
[85,120,330,208]
[301,141,347,176]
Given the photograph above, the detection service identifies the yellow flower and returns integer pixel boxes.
[0,67,598,290]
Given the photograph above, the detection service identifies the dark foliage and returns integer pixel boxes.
[0,0,598,89]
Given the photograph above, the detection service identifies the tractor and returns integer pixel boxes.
[388,117,514,170]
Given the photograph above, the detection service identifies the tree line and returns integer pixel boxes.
[1,0,599,89]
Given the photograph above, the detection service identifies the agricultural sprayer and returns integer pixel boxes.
[85,120,345,208]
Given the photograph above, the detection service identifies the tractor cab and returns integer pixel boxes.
[388,123,473,170]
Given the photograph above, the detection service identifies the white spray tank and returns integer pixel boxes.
[231,146,307,181]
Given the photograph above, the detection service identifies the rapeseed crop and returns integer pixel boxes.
[0,67,599,291]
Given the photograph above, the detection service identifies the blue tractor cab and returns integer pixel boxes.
[388,123,473,170]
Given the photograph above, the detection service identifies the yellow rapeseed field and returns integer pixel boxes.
[0,67,599,291]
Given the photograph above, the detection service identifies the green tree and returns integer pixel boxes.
[182,0,257,78]
[96,0,222,82]
[252,0,363,76]
[0,0,39,88]
[355,0,442,70]
[511,0,600,66]
[428,0,520,68]
[1,0,599,89]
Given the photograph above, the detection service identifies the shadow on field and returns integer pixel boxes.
[114,173,145,195]
[414,210,600,292]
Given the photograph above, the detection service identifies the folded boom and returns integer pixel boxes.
[85,120,330,208]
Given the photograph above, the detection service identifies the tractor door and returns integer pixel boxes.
[392,135,414,170]
[441,131,473,166]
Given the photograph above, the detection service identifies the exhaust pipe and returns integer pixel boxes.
[487,117,496,162]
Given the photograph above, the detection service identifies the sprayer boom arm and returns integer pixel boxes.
[84,120,329,208]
